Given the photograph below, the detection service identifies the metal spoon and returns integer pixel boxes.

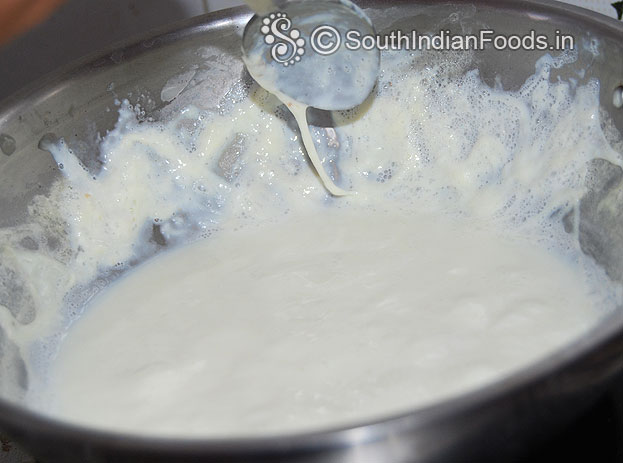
[241,0,380,195]
[242,0,380,110]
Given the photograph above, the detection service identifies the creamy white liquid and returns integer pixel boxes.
[243,49,351,196]
[45,209,598,436]
[2,45,620,437]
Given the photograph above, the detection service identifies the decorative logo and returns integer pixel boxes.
[260,12,306,66]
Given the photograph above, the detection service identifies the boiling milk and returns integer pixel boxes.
[8,48,622,436]
[44,209,607,435]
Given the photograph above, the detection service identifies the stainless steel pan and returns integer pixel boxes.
[0,1,621,461]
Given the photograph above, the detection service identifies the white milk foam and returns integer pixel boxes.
[1,48,621,436]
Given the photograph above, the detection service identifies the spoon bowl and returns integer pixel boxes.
[242,0,380,111]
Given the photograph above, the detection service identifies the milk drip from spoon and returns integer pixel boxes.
[242,0,380,196]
